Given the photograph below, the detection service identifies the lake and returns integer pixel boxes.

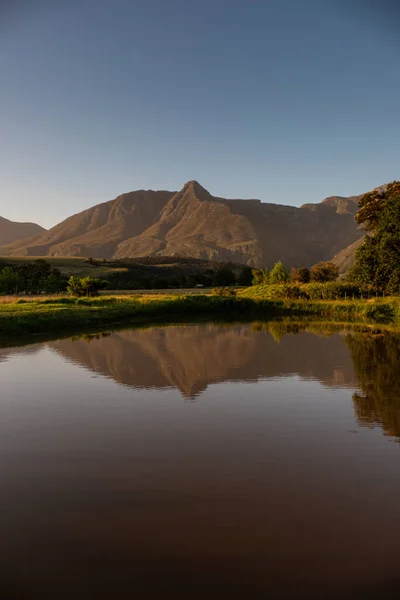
[1,322,400,599]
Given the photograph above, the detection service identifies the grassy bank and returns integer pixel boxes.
[239,285,400,323]
[1,289,400,341]
[0,294,257,339]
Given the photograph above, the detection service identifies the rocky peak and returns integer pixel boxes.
[180,180,212,201]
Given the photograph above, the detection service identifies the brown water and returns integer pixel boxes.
[1,322,400,599]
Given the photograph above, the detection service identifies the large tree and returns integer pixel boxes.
[349,181,400,292]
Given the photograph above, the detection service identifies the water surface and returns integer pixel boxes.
[1,322,400,599]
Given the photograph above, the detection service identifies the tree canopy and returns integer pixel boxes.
[67,276,108,297]
[349,181,400,293]
[0,260,66,294]
[355,181,400,232]
[290,267,310,284]
[269,261,289,284]
[310,262,338,283]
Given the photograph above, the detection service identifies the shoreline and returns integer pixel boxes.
[1,292,400,345]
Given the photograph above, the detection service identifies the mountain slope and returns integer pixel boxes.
[332,236,365,274]
[0,190,174,258]
[0,181,366,268]
[0,216,45,247]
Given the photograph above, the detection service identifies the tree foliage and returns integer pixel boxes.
[349,181,400,293]
[347,332,400,438]
[237,266,253,286]
[251,269,264,286]
[67,276,108,297]
[269,261,289,284]
[0,267,22,294]
[214,267,236,287]
[355,181,400,232]
[290,267,310,284]
[0,260,66,294]
[310,261,339,283]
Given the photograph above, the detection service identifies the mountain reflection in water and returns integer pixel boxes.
[48,323,358,399]
[46,322,400,440]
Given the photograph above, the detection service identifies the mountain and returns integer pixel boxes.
[0,181,365,268]
[332,237,365,274]
[0,216,45,248]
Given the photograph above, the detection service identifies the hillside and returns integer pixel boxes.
[0,216,45,247]
[0,181,366,268]
[332,237,365,275]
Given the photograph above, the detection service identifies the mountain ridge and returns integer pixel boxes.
[0,216,46,248]
[0,180,370,268]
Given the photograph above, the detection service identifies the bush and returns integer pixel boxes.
[212,287,237,297]
[290,267,310,284]
[243,282,363,301]
[310,262,339,282]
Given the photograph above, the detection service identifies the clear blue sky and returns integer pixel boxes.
[1,0,399,228]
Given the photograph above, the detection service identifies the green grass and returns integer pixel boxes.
[0,294,257,339]
[1,288,400,342]
[239,285,400,323]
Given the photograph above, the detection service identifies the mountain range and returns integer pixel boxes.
[0,180,366,268]
[0,216,45,248]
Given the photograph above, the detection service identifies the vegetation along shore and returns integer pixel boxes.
[1,290,400,342]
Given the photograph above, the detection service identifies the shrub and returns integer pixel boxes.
[212,287,237,297]
[310,262,339,282]
[243,282,363,301]
[291,267,310,283]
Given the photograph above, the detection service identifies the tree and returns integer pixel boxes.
[263,267,270,285]
[237,266,253,286]
[251,269,264,286]
[289,267,311,283]
[67,276,107,297]
[349,181,400,292]
[355,181,400,232]
[42,272,67,293]
[269,261,289,284]
[310,261,339,283]
[0,267,22,294]
[214,267,235,287]
[346,332,400,438]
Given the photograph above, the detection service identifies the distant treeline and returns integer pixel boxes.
[0,259,67,294]
[0,257,254,294]
[104,264,253,290]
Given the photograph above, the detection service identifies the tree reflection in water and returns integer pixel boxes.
[347,332,400,439]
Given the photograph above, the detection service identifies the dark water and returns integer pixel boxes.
[1,322,400,599]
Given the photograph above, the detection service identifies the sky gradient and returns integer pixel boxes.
[1,0,399,228]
